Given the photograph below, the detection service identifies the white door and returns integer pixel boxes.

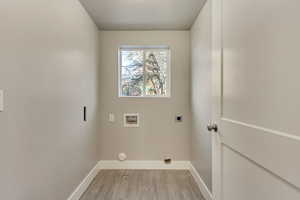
[211,0,300,200]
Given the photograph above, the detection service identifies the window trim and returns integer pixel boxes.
[118,45,171,98]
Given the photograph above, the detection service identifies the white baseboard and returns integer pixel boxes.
[189,163,214,200]
[67,161,101,200]
[67,161,213,200]
[98,160,190,170]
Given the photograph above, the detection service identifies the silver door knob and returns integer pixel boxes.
[207,123,218,132]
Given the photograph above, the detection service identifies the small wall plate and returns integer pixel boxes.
[124,113,139,128]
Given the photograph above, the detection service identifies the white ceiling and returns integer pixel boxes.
[79,0,206,30]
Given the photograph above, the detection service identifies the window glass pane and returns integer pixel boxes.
[144,50,168,96]
[120,50,144,96]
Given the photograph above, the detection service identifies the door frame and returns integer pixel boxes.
[211,0,223,199]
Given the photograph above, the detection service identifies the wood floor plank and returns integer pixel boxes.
[80,170,205,200]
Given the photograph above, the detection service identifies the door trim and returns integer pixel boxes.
[211,0,223,199]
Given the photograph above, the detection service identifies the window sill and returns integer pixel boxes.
[118,95,171,99]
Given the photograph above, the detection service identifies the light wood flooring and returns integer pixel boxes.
[80,170,205,200]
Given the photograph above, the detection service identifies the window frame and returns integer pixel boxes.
[118,45,171,98]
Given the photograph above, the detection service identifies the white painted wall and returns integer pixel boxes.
[190,0,212,192]
[98,31,191,161]
[0,0,100,199]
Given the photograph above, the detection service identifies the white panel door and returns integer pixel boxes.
[212,0,300,199]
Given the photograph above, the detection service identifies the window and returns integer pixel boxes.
[119,46,170,97]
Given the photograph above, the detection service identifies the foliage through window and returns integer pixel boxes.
[119,46,170,97]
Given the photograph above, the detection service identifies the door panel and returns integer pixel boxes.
[222,119,300,188]
[212,0,300,199]
[222,0,300,135]
[223,146,300,200]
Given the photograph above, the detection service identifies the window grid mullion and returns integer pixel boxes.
[143,50,146,97]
